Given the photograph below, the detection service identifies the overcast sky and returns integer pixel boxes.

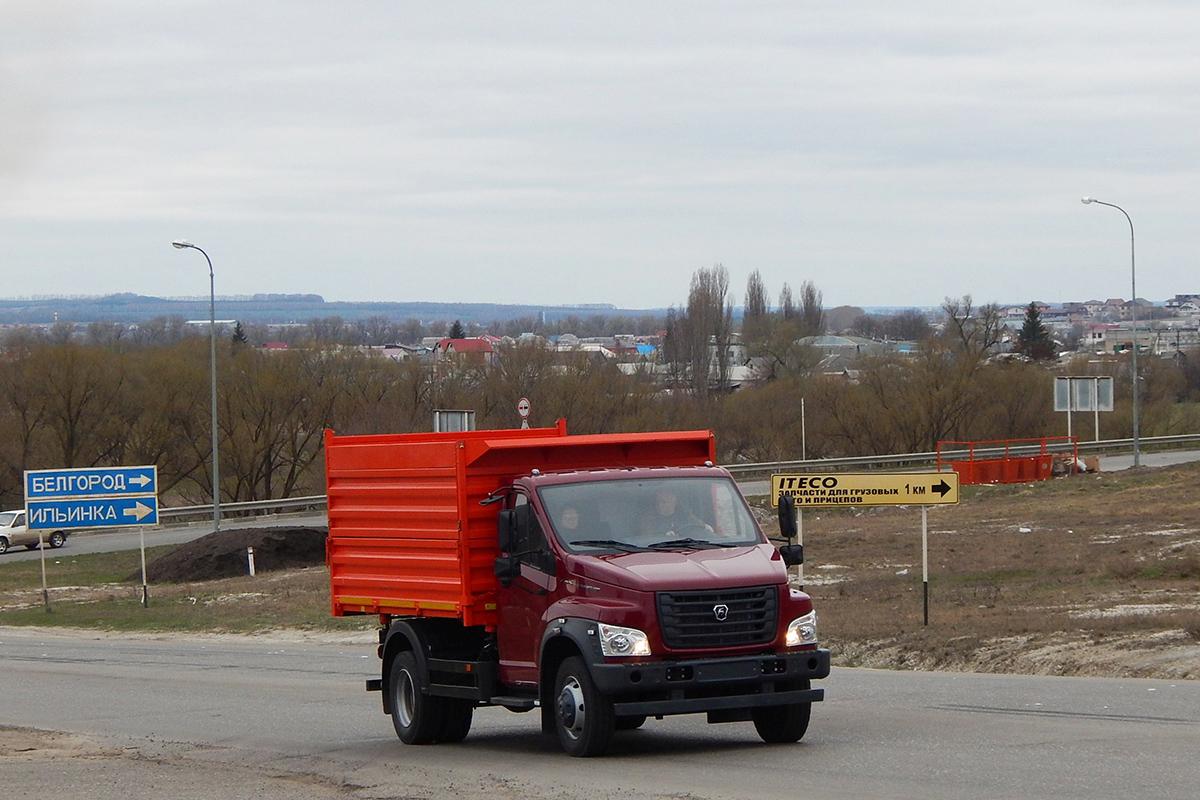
[2,1,1198,311]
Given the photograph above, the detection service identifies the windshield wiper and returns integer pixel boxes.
[644,538,738,550]
[569,539,650,553]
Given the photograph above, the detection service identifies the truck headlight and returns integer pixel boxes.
[785,611,818,647]
[598,623,652,657]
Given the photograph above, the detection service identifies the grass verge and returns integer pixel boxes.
[0,550,373,635]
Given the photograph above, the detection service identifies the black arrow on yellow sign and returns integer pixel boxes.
[932,480,952,497]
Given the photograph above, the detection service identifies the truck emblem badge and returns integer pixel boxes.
[713,604,729,621]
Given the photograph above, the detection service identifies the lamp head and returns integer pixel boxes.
[1081,197,1094,204]
[172,240,194,249]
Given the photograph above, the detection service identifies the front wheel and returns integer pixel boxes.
[388,651,443,744]
[752,701,811,743]
[0,536,9,554]
[554,656,615,757]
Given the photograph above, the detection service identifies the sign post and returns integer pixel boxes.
[25,466,159,610]
[771,472,960,626]
[922,506,930,626]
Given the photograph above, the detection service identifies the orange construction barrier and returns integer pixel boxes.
[937,437,1075,486]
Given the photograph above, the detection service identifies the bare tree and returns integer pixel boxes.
[798,280,825,337]
[778,283,796,320]
[668,265,734,396]
[942,295,1004,360]
[741,270,771,357]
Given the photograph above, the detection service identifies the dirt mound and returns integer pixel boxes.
[129,526,327,583]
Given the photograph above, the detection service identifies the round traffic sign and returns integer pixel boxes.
[516,397,531,418]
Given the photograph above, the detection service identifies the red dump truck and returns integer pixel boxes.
[324,422,829,757]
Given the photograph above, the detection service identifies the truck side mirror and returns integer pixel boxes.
[494,555,521,587]
[498,505,533,553]
[778,543,804,567]
[778,494,798,541]
[497,509,518,552]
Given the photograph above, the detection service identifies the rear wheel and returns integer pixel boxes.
[388,651,443,744]
[554,656,615,757]
[48,532,66,548]
[752,701,811,743]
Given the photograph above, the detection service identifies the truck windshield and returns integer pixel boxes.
[539,476,762,553]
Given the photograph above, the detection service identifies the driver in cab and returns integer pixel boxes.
[641,487,711,540]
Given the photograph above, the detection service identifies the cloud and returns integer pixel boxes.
[1,1,1198,307]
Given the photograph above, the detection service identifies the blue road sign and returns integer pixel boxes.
[24,465,159,530]
[25,466,158,500]
[26,496,159,530]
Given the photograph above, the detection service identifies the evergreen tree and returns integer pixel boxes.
[447,319,466,339]
[231,321,249,350]
[1015,302,1056,360]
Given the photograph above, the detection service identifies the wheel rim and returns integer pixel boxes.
[50,533,64,547]
[557,675,586,740]
[395,668,417,728]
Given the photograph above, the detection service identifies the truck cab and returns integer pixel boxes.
[491,467,826,755]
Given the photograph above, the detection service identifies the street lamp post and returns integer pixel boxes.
[1081,197,1140,467]
[172,240,221,530]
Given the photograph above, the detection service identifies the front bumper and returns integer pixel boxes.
[589,648,830,718]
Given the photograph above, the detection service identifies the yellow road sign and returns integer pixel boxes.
[771,472,959,508]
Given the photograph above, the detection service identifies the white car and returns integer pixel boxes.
[0,510,68,554]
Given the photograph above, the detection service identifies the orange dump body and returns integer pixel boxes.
[324,422,716,628]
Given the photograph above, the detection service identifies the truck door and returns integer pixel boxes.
[496,492,556,687]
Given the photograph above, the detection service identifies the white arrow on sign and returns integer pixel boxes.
[129,474,152,488]
[124,501,154,522]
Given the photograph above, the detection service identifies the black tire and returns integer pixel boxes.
[752,701,811,743]
[0,537,8,554]
[437,698,474,743]
[388,650,443,745]
[48,532,66,548]
[553,656,615,757]
[614,714,647,731]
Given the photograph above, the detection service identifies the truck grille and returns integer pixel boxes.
[656,586,778,649]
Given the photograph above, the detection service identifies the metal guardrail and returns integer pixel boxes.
[721,433,1200,477]
[157,495,327,520]
[151,434,1200,521]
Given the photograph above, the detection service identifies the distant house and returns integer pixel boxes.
[433,337,497,365]
[1165,294,1200,310]
[1101,298,1138,319]
[1004,302,1050,320]
[1086,324,1119,350]
[359,344,429,362]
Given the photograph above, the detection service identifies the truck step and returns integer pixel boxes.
[488,695,538,711]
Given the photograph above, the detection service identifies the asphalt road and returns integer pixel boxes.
[1,628,1197,800]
